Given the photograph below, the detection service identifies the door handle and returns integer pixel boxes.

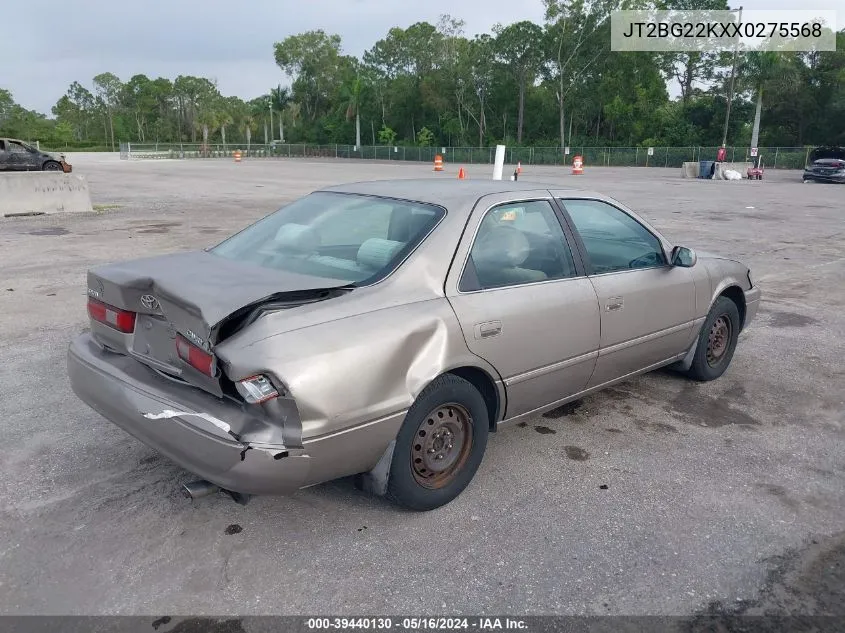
[474,321,502,339]
[606,296,624,311]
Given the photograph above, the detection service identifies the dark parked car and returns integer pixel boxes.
[803,146,845,184]
[0,138,72,172]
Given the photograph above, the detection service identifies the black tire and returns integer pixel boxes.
[43,161,62,171]
[686,296,741,382]
[386,374,489,511]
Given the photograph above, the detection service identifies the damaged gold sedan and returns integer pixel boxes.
[67,179,760,510]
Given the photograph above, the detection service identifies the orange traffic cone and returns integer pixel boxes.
[457,167,467,180]
[517,161,522,174]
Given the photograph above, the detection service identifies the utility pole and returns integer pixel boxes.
[721,5,743,148]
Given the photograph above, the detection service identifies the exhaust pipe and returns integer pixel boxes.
[181,480,251,505]
[182,480,220,500]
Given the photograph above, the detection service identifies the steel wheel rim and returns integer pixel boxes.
[44,163,61,171]
[706,315,732,367]
[411,403,473,489]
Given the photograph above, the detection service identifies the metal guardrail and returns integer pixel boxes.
[118,143,813,170]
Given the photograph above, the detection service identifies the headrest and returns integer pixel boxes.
[274,223,321,254]
[472,225,529,268]
[390,209,434,242]
[357,238,404,271]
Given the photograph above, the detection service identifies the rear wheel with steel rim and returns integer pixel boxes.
[687,295,741,382]
[387,374,489,511]
[411,404,473,490]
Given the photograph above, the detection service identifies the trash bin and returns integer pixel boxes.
[699,160,715,179]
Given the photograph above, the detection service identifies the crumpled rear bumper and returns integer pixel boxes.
[67,333,310,495]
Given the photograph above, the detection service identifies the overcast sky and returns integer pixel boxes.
[3,0,843,114]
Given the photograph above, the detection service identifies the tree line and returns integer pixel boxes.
[1,0,843,151]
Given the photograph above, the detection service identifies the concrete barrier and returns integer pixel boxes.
[0,173,93,217]
[681,162,699,178]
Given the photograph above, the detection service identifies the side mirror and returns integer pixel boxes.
[671,246,697,268]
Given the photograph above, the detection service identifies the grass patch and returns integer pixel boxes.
[93,204,122,212]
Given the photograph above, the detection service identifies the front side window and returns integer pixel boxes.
[461,200,577,291]
[210,192,444,285]
[8,141,30,154]
[560,199,666,274]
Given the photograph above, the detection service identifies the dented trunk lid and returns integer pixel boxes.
[87,250,351,396]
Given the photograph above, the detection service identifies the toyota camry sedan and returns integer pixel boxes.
[67,179,760,511]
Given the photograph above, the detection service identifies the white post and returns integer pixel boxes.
[493,144,506,180]
[127,142,131,159]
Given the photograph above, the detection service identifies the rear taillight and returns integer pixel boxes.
[88,298,136,333]
[235,375,279,404]
[176,334,215,376]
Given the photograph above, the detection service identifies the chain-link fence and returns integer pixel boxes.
[118,142,812,170]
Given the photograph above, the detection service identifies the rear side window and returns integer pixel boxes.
[210,192,444,286]
[460,200,577,291]
[560,199,666,274]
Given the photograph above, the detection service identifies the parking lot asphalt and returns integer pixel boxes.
[0,156,843,617]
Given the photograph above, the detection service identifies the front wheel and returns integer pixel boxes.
[386,374,489,511]
[686,296,741,382]
[43,161,62,171]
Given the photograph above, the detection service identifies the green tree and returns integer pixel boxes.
[378,124,397,145]
[340,73,365,147]
[655,0,729,104]
[0,89,14,129]
[417,126,434,146]
[274,30,345,121]
[543,0,613,148]
[93,72,122,150]
[492,21,545,143]
[740,52,798,151]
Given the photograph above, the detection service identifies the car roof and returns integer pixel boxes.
[319,178,606,208]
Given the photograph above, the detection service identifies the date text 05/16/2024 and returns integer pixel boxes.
[306,618,529,631]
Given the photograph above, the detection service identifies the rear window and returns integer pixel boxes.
[210,191,445,285]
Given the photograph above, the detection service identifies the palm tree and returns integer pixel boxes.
[243,114,255,150]
[340,75,365,148]
[270,85,291,142]
[196,108,219,156]
[218,106,233,150]
[741,52,798,156]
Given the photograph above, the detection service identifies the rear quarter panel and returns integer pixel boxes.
[216,298,501,442]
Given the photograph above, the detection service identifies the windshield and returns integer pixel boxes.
[210,191,445,285]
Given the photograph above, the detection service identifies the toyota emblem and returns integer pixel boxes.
[140,294,160,311]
